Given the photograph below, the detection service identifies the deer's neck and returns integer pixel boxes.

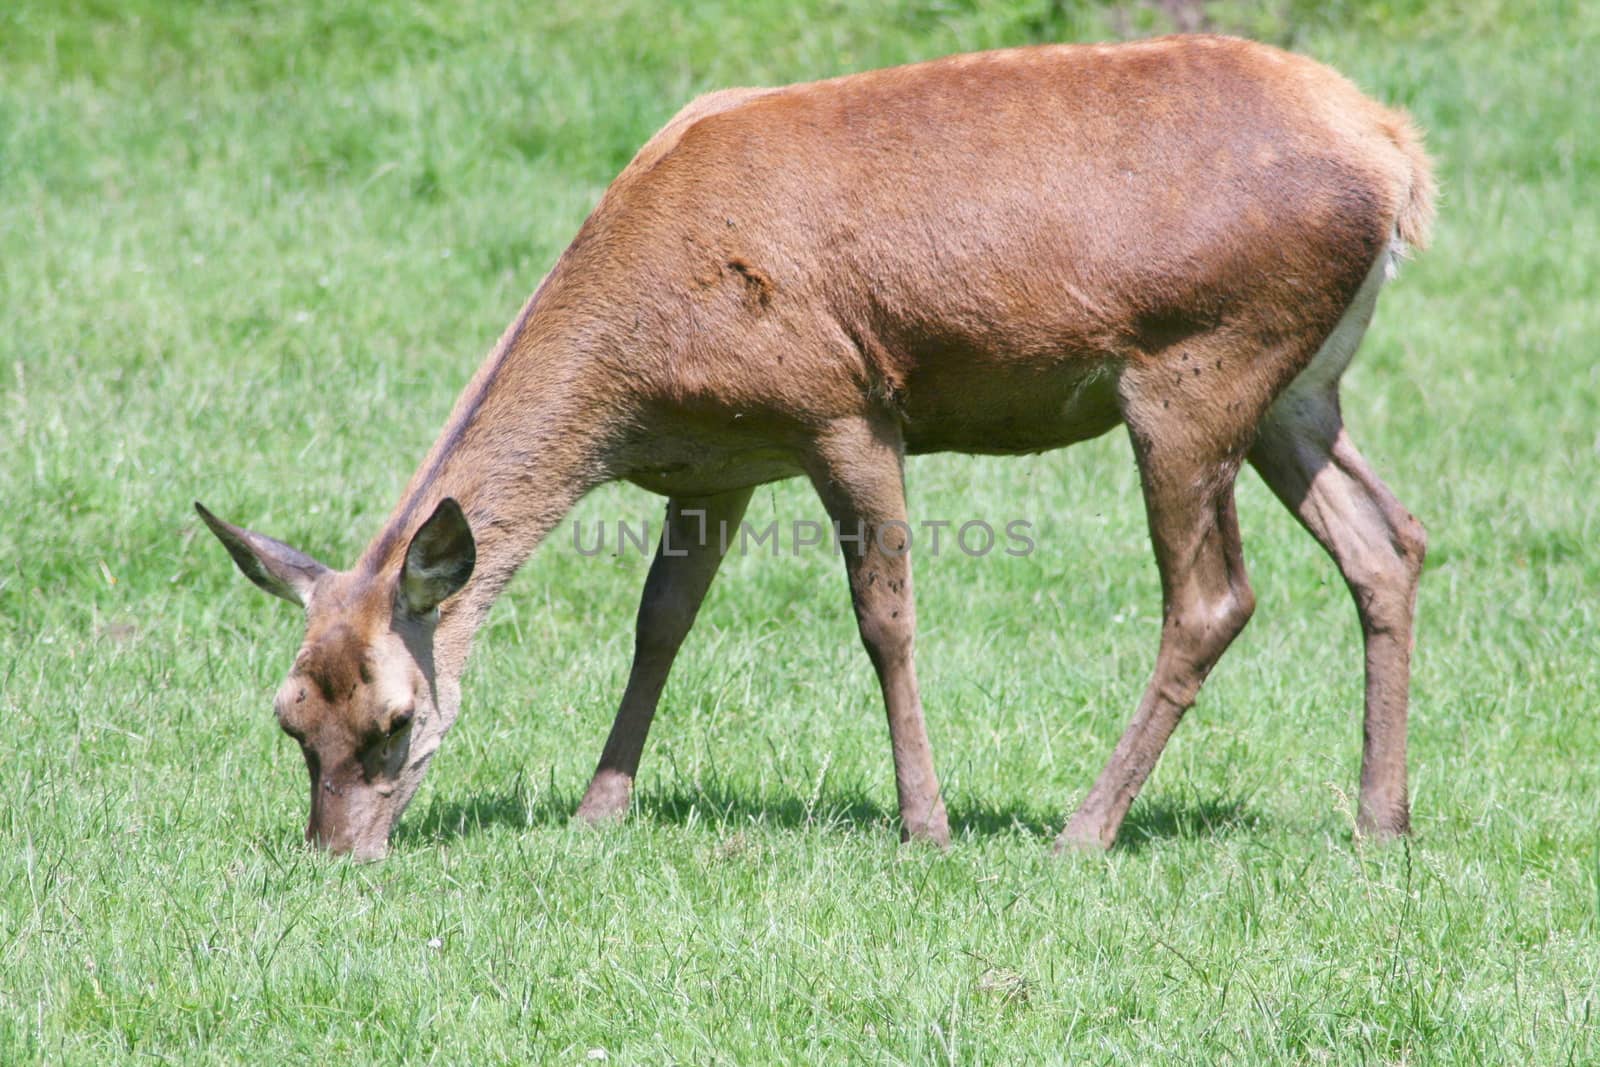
[361,292,619,667]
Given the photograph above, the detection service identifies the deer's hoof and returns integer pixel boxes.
[1054,812,1116,854]
[573,770,633,826]
[1355,804,1411,843]
[900,806,951,849]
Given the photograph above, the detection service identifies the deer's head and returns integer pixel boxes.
[196,499,476,859]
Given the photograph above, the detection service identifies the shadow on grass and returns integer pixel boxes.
[398,775,1264,850]
[1114,795,1264,852]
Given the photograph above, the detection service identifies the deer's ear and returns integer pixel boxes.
[400,498,475,616]
[195,502,329,607]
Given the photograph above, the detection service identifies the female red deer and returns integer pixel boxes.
[198,35,1433,859]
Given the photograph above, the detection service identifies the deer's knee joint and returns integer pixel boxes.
[1169,583,1254,670]
[1395,512,1427,578]
[1348,512,1425,636]
[1209,585,1254,658]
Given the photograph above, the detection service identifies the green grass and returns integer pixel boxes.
[3,0,1598,1061]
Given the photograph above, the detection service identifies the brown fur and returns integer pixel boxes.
[200,36,1434,858]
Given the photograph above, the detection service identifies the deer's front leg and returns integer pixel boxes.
[575,487,753,824]
[807,417,950,847]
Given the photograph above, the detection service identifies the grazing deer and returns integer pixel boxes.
[198,35,1434,859]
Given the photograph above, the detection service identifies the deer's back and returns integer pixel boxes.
[562,36,1424,465]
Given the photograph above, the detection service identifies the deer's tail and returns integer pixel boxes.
[1385,109,1437,254]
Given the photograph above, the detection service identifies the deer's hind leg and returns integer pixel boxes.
[1249,388,1425,839]
[1057,356,1263,851]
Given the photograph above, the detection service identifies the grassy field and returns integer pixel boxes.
[3,0,1598,1061]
